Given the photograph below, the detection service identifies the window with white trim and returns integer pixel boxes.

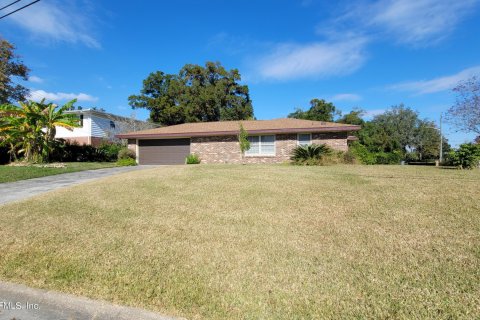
[298,133,311,146]
[245,135,275,156]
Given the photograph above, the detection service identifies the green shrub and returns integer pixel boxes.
[50,140,101,162]
[349,142,376,164]
[405,151,420,162]
[116,158,137,166]
[98,142,123,161]
[49,140,123,162]
[449,143,480,169]
[374,151,402,164]
[186,153,201,164]
[349,142,402,165]
[291,144,333,165]
[118,148,136,160]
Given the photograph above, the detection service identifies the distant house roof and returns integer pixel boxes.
[66,109,145,123]
[116,118,360,139]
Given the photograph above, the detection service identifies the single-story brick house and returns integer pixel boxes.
[117,118,360,165]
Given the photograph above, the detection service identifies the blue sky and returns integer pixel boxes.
[2,0,479,146]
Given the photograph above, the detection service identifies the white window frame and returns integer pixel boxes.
[245,135,276,157]
[297,133,312,146]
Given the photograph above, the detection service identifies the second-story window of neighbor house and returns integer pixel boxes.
[79,115,84,127]
[110,120,115,130]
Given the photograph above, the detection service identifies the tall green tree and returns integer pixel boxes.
[129,61,254,125]
[358,104,445,160]
[129,71,184,125]
[370,105,420,154]
[337,108,365,125]
[288,99,340,122]
[0,38,29,104]
[358,121,400,153]
[413,120,442,160]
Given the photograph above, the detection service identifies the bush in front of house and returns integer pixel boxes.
[116,158,137,166]
[290,144,333,165]
[49,140,99,162]
[348,142,402,165]
[448,143,480,169]
[118,147,136,160]
[98,142,123,162]
[116,147,136,166]
[185,153,201,164]
[49,140,123,162]
[349,142,376,164]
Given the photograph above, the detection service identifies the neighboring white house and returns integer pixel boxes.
[55,109,154,146]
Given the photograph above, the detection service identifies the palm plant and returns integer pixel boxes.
[0,102,41,162]
[40,99,79,161]
[0,99,79,162]
[290,143,333,165]
[0,114,22,161]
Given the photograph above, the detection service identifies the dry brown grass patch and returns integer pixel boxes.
[0,165,479,319]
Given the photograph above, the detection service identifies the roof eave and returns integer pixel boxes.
[66,109,147,123]
[116,125,361,139]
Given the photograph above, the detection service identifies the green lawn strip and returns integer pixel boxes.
[0,162,117,183]
[0,165,478,319]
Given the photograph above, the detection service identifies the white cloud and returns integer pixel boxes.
[28,76,44,83]
[256,38,367,80]
[351,0,478,45]
[239,0,478,83]
[389,66,480,94]
[7,0,99,48]
[330,93,362,102]
[364,109,386,118]
[28,90,98,102]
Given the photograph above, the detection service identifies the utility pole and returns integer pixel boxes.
[439,113,443,163]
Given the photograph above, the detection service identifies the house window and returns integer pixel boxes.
[79,115,84,127]
[245,135,275,156]
[110,120,115,129]
[298,133,311,146]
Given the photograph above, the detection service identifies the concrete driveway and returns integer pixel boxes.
[0,165,178,319]
[0,281,177,320]
[0,166,152,205]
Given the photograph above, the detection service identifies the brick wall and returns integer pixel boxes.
[312,132,348,152]
[191,132,349,164]
[127,139,136,152]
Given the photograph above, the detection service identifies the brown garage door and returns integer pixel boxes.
[138,139,190,165]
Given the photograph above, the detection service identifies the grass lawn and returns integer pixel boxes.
[0,162,118,183]
[0,165,478,319]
